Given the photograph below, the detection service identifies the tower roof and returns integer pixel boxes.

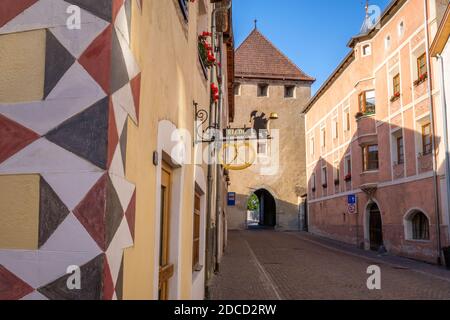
[235,29,314,82]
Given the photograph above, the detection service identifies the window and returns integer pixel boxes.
[334,162,340,185]
[396,136,404,164]
[257,84,269,97]
[393,74,400,96]
[257,141,267,155]
[362,44,372,56]
[398,21,405,37]
[417,53,427,79]
[320,126,326,148]
[284,85,295,98]
[178,0,189,21]
[332,117,339,139]
[422,123,432,155]
[344,108,350,131]
[310,137,315,156]
[234,84,241,96]
[385,35,391,50]
[344,155,352,178]
[411,212,430,240]
[359,90,376,114]
[193,193,201,271]
[321,166,328,188]
[362,144,379,171]
[311,173,316,191]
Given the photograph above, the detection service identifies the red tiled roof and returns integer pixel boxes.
[235,29,314,82]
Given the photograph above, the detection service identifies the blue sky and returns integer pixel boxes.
[233,0,391,94]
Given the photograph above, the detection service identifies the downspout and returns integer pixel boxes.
[204,2,217,295]
[205,0,231,292]
[424,0,443,264]
[436,53,450,245]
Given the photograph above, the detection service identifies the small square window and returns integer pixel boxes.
[362,44,372,56]
[284,85,295,98]
[257,84,269,97]
[234,84,241,96]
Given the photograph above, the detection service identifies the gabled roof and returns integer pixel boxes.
[235,29,315,82]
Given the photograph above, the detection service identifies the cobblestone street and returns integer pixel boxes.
[209,230,450,300]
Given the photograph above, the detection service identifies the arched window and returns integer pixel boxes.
[411,211,430,240]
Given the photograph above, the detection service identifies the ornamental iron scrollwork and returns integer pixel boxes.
[194,101,218,144]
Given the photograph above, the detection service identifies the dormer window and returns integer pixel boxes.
[257,84,269,97]
[362,44,372,56]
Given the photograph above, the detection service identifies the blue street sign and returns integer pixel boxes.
[348,194,356,205]
[228,192,236,206]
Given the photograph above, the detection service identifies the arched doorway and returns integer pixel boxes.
[253,189,276,228]
[368,202,383,251]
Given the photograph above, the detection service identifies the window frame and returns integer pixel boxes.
[362,144,379,172]
[234,83,241,96]
[359,90,376,115]
[393,73,401,96]
[320,126,326,148]
[344,108,351,132]
[284,85,296,98]
[417,53,427,79]
[192,192,201,271]
[257,84,269,97]
[332,117,338,140]
[411,212,430,240]
[362,44,372,56]
[321,166,328,188]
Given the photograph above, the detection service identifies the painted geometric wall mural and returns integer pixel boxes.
[0,0,140,300]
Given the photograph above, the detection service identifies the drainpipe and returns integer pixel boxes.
[213,0,231,274]
[215,33,224,273]
[204,0,231,293]
[436,53,450,244]
[424,0,443,264]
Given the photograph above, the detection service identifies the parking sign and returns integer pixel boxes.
[347,194,357,214]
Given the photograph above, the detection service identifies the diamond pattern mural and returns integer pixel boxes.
[0,0,140,300]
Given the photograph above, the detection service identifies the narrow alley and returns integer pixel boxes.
[209,230,450,300]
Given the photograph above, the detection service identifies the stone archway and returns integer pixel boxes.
[253,189,276,228]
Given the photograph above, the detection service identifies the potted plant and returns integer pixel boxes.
[334,179,340,186]
[344,173,352,182]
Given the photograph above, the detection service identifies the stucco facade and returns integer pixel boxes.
[305,0,450,264]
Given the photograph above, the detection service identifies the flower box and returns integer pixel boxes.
[322,183,328,189]
[334,179,340,186]
[344,174,352,182]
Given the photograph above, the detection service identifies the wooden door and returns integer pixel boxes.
[159,162,174,300]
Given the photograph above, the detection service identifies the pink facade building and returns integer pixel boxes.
[304,0,450,264]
